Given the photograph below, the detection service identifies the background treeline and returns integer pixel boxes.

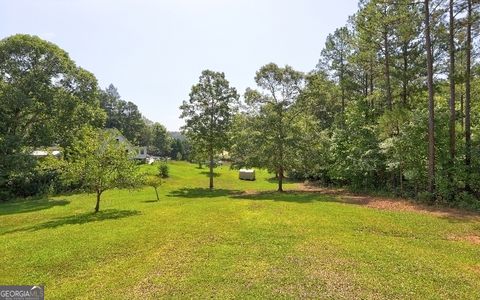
[0,34,186,199]
[228,0,480,208]
[99,83,190,159]
[1,0,479,209]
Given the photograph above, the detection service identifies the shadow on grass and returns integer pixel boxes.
[168,187,242,199]
[232,190,337,203]
[264,177,302,184]
[142,200,159,203]
[2,209,141,235]
[200,171,221,178]
[0,198,70,216]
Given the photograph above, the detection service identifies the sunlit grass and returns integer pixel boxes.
[1,161,479,299]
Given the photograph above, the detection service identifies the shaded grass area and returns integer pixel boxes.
[1,161,479,299]
[2,209,140,235]
[0,198,70,216]
[168,187,241,198]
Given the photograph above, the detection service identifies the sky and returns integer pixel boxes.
[1,0,358,131]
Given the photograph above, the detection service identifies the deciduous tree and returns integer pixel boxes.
[64,128,141,212]
[180,70,238,189]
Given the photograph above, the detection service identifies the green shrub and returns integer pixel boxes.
[159,163,169,178]
[457,192,480,211]
[417,191,435,204]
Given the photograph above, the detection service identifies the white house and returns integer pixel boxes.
[110,129,151,162]
[31,148,62,158]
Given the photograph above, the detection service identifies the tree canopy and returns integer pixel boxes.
[180,70,239,189]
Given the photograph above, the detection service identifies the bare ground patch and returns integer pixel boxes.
[447,234,480,245]
[273,183,480,221]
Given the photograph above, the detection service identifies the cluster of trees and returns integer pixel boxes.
[182,0,479,207]
[99,84,189,159]
[1,0,479,210]
[0,34,106,198]
[0,34,176,200]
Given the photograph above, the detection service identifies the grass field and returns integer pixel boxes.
[1,161,479,299]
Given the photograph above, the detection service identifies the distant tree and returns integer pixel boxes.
[144,175,162,201]
[424,0,436,197]
[464,0,474,190]
[447,0,456,198]
[188,138,208,168]
[158,163,169,178]
[180,70,239,189]
[170,138,187,160]
[149,123,172,157]
[64,128,141,213]
[99,84,147,144]
[318,26,353,112]
[243,63,304,192]
[99,84,121,128]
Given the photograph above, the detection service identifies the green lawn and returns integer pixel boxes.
[1,161,479,299]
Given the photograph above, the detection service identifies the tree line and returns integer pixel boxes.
[181,0,480,208]
[0,34,183,199]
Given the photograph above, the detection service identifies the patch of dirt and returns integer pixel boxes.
[297,183,480,221]
[447,235,480,245]
[469,265,480,275]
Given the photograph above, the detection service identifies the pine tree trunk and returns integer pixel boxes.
[448,0,456,198]
[425,0,436,197]
[402,43,408,107]
[465,0,472,190]
[399,165,403,196]
[340,61,345,113]
[384,30,392,110]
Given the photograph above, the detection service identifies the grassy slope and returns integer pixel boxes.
[0,161,479,299]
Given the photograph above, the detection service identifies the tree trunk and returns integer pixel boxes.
[425,0,436,197]
[95,190,102,213]
[402,43,408,107]
[209,147,214,190]
[399,165,403,196]
[278,166,284,192]
[154,187,159,201]
[465,0,472,190]
[448,0,456,198]
[340,53,345,113]
[277,105,285,193]
[460,91,464,131]
[369,66,374,116]
[369,63,374,95]
[364,72,368,97]
[384,30,392,110]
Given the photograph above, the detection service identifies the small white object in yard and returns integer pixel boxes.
[239,169,255,181]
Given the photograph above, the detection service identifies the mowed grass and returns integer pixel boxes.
[1,161,479,299]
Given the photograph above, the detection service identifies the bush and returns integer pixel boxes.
[417,191,435,204]
[159,163,169,178]
[456,192,480,211]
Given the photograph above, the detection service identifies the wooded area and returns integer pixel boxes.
[1,0,479,209]
[183,0,480,207]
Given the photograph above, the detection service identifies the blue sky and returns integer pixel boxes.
[1,0,358,131]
